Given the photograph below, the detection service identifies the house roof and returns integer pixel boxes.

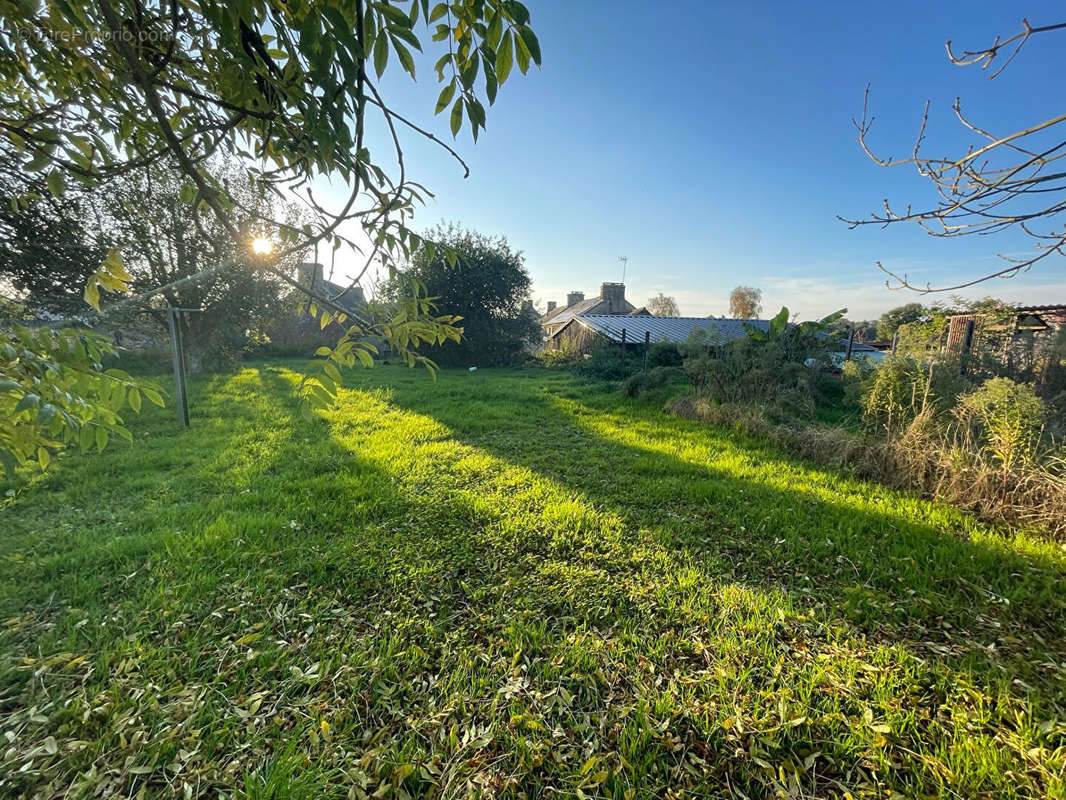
[946,303,1066,318]
[540,295,635,327]
[296,263,366,313]
[565,315,768,344]
[1012,304,1066,314]
[560,314,878,351]
[318,281,366,312]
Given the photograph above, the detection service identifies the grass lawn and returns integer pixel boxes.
[2,362,1065,798]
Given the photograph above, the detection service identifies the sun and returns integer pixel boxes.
[251,237,274,256]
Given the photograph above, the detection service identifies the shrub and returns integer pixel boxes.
[958,377,1045,470]
[537,346,581,367]
[622,366,685,398]
[647,341,683,368]
[575,345,643,381]
[682,337,821,419]
[861,355,969,437]
[841,358,875,409]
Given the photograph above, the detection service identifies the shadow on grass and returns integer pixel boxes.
[4,364,1065,798]
[375,370,1066,687]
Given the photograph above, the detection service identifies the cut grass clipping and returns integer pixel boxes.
[1,363,1065,798]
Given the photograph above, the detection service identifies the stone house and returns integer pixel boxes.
[539,282,647,340]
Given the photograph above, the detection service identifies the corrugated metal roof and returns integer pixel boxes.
[572,315,768,344]
[569,315,877,351]
[946,303,1066,317]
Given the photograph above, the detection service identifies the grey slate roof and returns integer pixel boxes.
[565,315,878,351]
[541,296,635,327]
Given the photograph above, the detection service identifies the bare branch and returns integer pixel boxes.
[844,20,1066,292]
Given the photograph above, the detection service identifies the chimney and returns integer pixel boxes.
[546,301,557,313]
[566,291,584,308]
[600,282,626,314]
[296,262,326,288]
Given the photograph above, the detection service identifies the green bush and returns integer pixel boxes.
[958,377,1045,470]
[861,355,969,437]
[682,337,821,419]
[622,366,685,398]
[575,345,643,381]
[647,341,683,368]
[537,346,581,367]
[841,358,875,409]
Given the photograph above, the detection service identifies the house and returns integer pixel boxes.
[540,282,641,339]
[547,313,881,363]
[296,262,366,313]
[263,263,371,354]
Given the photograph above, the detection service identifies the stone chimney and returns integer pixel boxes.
[566,291,584,308]
[600,282,626,314]
[546,301,557,313]
[296,262,326,289]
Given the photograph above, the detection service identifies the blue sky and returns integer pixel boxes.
[330,1,1066,320]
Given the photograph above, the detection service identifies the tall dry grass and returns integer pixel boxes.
[668,395,1066,538]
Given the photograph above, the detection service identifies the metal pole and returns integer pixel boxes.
[168,308,190,428]
[643,330,651,371]
[620,327,627,363]
[844,329,855,362]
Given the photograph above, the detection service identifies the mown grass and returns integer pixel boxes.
[1,362,1065,798]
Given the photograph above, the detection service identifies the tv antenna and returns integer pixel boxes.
[618,255,629,283]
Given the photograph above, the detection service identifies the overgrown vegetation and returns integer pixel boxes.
[850,355,1066,535]
[2,364,1065,798]
[551,306,1066,538]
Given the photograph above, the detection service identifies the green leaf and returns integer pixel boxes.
[435,81,456,114]
[323,362,342,384]
[36,404,57,424]
[466,98,486,129]
[46,170,66,197]
[379,3,412,28]
[373,33,389,77]
[496,31,513,84]
[508,1,531,25]
[14,393,40,414]
[0,449,17,479]
[428,2,447,22]
[486,11,503,50]
[391,37,416,77]
[25,149,50,171]
[143,387,165,407]
[514,30,531,74]
[128,388,142,413]
[449,97,463,137]
[516,26,541,66]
